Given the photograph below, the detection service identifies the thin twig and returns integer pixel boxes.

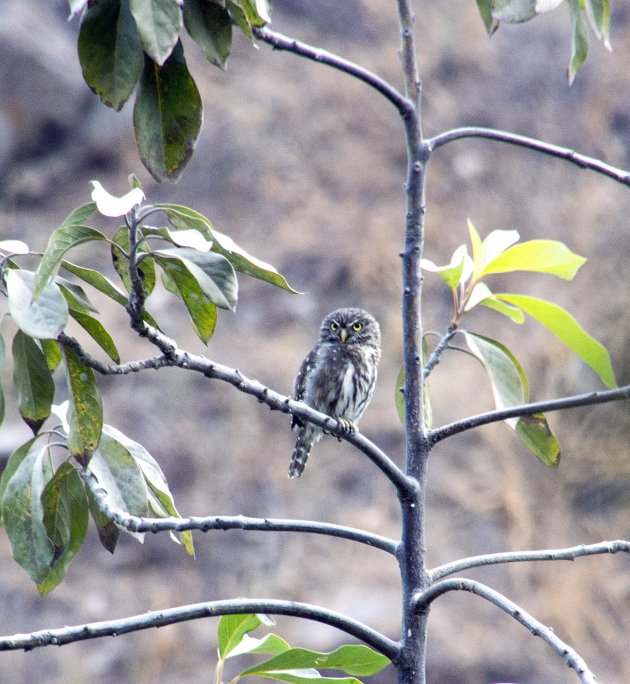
[413,579,597,684]
[253,26,412,118]
[429,540,630,582]
[0,598,401,661]
[422,325,457,380]
[428,126,630,187]
[80,467,398,555]
[430,384,630,443]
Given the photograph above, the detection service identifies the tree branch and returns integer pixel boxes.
[413,579,597,684]
[80,467,398,555]
[429,540,630,582]
[422,325,457,380]
[430,384,630,443]
[428,126,630,186]
[253,26,412,118]
[0,598,401,661]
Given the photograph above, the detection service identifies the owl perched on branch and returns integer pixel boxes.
[289,308,381,478]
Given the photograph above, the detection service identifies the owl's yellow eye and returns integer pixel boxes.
[330,322,339,331]
[352,322,363,331]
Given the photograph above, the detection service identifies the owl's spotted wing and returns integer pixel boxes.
[291,347,318,430]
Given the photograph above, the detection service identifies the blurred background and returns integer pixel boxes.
[0,1,629,682]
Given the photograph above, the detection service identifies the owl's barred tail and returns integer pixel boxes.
[288,425,318,478]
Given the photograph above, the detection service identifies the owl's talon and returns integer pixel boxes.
[334,416,357,437]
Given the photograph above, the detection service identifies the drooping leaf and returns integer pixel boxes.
[396,338,432,428]
[239,644,390,678]
[39,462,89,594]
[218,614,263,658]
[232,0,271,26]
[568,0,589,84]
[160,263,218,343]
[2,440,54,584]
[183,0,232,69]
[78,0,144,111]
[463,332,560,466]
[0,335,5,427]
[58,280,99,314]
[63,346,103,462]
[516,413,561,467]
[34,225,107,301]
[491,0,538,23]
[128,0,182,65]
[476,0,499,34]
[39,339,63,371]
[155,204,299,293]
[102,424,194,555]
[584,0,611,48]
[141,225,213,251]
[6,270,68,339]
[495,294,617,388]
[133,42,202,181]
[481,239,586,280]
[86,484,120,553]
[61,260,128,305]
[12,331,55,434]
[155,248,238,311]
[226,0,253,40]
[88,431,149,542]
[0,438,36,526]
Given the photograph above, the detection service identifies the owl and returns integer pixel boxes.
[289,308,381,478]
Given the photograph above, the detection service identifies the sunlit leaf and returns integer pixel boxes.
[421,244,468,290]
[495,294,617,388]
[12,331,55,434]
[64,346,103,462]
[6,270,68,339]
[226,632,291,659]
[516,414,561,467]
[219,614,263,658]
[0,239,29,255]
[481,239,586,280]
[480,296,525,323]
[39,462,89,594]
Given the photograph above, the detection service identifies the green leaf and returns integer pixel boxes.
[6,270,69,339]
[463,332,527,427]
[60,202,99,227]
[2,440,54,584]
[232,0,271,26]
[476,0,499,34]
[133,41,202,181]
[226,0,253,40]
[155,204,299,293]
[495,294,617,388]
[69,310,121,363]
[102,424,194,556]
[490,0,538,23]
[78,0,144,111]
[63,346,103,462]
[218,614,263,658]
[155,248,238,311]
[244,673,360,683]
[12,331,55,434]
[128,0,182,65]
[481,239,586,280]
[183,0,232,69]
[111,226,156,296]
[479,228,520,275]
[568,0,589,84]
[0,334,5,427]
[516,414,561,467]
[0,439,36,526]
[396,338,432,428]
[584,0,611,48]
[39,339,63,371]
[161,264,218,343]
[480,296,525,323]
[34,225,107,301]
[240,645,390,678]
[88,431,149,541]
[463,332,560,466]
[59,280,99,314]
[61,260,128,306]
[227,632,291,659]
[39,462,89,594]
[86,484,120,553]
[421,244,468,290]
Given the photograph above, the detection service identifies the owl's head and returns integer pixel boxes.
[320,308,381,347]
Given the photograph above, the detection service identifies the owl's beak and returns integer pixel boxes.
[339,328,348,343]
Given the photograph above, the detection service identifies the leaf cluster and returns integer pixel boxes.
[0,180,295,593]
[74,0,271,181]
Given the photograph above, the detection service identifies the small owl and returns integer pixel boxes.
[289,308,381,478]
